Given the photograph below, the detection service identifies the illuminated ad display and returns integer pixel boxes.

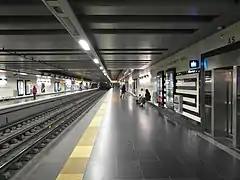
[156,71,164,105]
[165,69,176,110]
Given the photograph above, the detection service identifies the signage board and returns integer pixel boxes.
[189,60,199,69]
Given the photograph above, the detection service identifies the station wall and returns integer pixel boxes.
[128,20,240,123]
[0,73,60,98]
[0,72,85,98]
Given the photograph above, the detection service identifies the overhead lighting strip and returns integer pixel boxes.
[42,0,111,81]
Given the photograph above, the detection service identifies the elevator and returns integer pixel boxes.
[201,44,240,148]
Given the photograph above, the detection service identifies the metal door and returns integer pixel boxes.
[212,68,233,138]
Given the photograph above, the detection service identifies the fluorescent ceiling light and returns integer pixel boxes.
[0,70,6,73]
[103,70,106,73]
[78,39,90,51]
[19,72,27,75]
[100,66,103,70]
[93,58,99,64]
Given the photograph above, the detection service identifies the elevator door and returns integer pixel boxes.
[213,69,233,138]
[226,70,233,136]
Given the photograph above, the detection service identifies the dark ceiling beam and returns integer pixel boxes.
[101,52,162,55]
[99,48,168,51]
[0,53,86,56]
[0,14,217,24]
[0,15,56,23]
[0,29,67,35]
[0,0,41,5]
[105,60,151,62]
[72,0,235,6]
[0,61,91,64]
[80,15,217,23]
[92,28,198,34]
[106,61,148,64]
[0,49,84,52]
[108,67,143,70]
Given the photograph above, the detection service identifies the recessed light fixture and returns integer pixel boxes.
[19,72,28,75]
[0,70,6,73]
[78,39,90,51]
[93,58,99,64]
[100,66,103,70]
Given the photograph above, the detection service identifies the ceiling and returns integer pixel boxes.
[0,0,239,80]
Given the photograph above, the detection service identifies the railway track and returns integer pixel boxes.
[0,91,104,180]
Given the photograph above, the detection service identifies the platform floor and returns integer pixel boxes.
[16,90,240,180]
[0,91,80,108]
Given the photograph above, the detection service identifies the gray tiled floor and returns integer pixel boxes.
[84,90,240,180]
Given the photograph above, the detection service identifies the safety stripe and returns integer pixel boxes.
[56,95,109,180]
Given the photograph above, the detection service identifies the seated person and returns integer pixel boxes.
[140,89,151,106]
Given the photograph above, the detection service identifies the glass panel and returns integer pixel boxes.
[17,80,24,96]
[25,80,32,95]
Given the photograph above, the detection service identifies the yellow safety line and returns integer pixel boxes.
[56,95,109,180]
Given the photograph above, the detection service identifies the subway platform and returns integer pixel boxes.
[14,90,240,180]
[0,90,88,110]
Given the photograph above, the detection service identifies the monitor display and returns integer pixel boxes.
[17,80,24,96]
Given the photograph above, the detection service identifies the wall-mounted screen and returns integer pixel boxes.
[25,80,32,95]
[17,80,24,96]
[54,82,60,92]
[165,69,176,110]
[0,76,7,87]
[41,83,45,93]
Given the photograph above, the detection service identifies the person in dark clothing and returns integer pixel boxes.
[33,85,37,100]
[140,89,151,106]
[120,85,126,99]
[145,89,151,101]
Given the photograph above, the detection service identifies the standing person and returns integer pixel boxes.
[120,84,126,99]
[145,89,151,101]
[33,85,37,100]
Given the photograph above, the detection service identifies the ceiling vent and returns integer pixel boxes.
[61,17,79,36]
[52,6,64,14]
